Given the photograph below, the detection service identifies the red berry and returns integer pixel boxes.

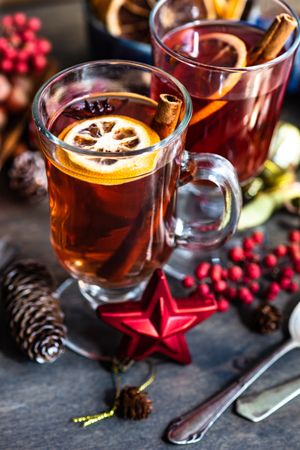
[195,262,210,280]
[251,231,264,244]
[37,38,52,54]
[16,49,29,62]
[274,245,287,257]
[280,278,291,290]
[182,276,195,289]
[281,267,294,278]
[238,287,253,304]
[288,281,298,293]
[15,61,28,74]
[217,298,230,312]
[294,261,300,274]
[249,281,260,294]
[213,280,227,293]
[288,244,300,259]
[210,264,223,282]
[246,252,261,263]
[0,37,8,52]
[197,284,211,297]
[228,265,243,281]
[289,230,300,243]
[228,247,245,262]
[225,286,237,300]
[243,237,255,251]
[245,262,261,280]
[263,254,277,268]
[22,29,36,42]
[3,45,17,60]
[269,282,281,295]
[1,59,13,72]
[292,254,300,265]
[2,15,13,28]
[27,17,42,32]
[13,12,27,27]
[222,268,228,280]
[32,54,47,71]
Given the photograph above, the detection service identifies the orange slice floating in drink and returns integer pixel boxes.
[184,32,247,125]
[57,115,160,185]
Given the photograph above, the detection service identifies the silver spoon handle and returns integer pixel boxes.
[167,339,297,445]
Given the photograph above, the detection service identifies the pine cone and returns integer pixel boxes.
[253,304,282,334]
[117,386,152,420]
[8,150,47,200]
[1,259,66,363]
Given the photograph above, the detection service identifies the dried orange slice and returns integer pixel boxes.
[105,0,154,43]
[189,32,247,125]
[57,115,160,185]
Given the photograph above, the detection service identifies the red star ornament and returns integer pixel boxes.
[97,269,217,364]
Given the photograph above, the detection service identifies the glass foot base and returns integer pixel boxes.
[78,280,147,308]
[55,278,122,360]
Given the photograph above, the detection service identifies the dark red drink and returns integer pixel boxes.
[154,21,294,183]
[43,94,182,289]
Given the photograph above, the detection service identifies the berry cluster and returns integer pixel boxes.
[0,12,51,75]
[182,230,300,315]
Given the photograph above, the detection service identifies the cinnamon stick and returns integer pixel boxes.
[191,13,298,128]
[151,94,182,139]
[248,14,297,66]
[97,94,182,281]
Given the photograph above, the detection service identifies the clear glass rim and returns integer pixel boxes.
[32,60,193,158]
[150,0,300,74]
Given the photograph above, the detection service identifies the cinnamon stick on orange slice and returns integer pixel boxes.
[190,14,297,127]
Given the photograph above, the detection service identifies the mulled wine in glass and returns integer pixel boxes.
[151,0,300,184]
[150,0,300,276]
[33,61,241,305]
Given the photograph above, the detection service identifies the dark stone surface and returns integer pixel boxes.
[0,1,300,449]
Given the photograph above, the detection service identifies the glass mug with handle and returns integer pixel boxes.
[150,0,300,184]
[33,61,241,305]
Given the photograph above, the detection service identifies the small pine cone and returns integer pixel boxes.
[117,386,152,420]
[8,150,47,200]
[253,304,282,334]
[1,260,66,363]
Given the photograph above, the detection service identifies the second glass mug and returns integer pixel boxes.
[33,61,241,305]
[150,0,300,184]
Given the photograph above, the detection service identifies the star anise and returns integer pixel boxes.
[64,99,114,120]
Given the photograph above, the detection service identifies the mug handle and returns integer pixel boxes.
[175,152,242,250]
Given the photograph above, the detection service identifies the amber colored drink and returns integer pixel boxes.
[154,21,293,183]
[44,94,181,289]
